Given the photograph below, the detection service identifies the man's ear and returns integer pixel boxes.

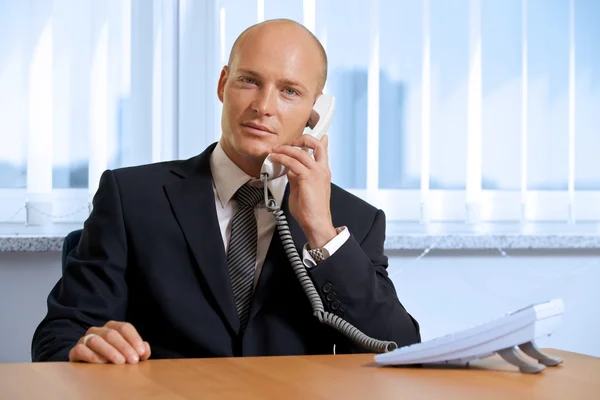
[217,66,229,103]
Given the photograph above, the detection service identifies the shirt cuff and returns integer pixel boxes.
[302,226,350,269]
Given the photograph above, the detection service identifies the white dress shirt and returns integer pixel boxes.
[209,142,350,288]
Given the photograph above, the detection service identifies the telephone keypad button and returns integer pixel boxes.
[331,301,341,310]
[322,283,333,293]
[326,292,337,302]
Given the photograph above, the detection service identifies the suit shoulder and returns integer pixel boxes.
[109,158,192,187]
[330,183,380,219]
[109,144,213,181]
[331,183,377,210]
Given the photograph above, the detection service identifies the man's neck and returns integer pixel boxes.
[219,138,263,178]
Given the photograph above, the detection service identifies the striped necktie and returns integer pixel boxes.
[227,183,264,331]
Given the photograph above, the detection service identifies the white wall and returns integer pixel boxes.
[0,252,62,363]
[389,249,600,357]
[1,249,598,363]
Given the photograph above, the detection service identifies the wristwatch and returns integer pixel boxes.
[307,227,345,264]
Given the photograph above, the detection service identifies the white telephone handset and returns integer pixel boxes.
[260,94,335,180]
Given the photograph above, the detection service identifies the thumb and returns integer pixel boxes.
[140,341,151,361]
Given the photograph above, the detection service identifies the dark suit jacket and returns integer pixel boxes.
[32,143,420,361]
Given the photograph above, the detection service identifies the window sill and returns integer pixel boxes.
[0,223,82,252]
[384,222,600,250]
[1,222,600,252]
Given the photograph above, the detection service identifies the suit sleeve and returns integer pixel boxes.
[307,209,420,352]
[31,170,129,361]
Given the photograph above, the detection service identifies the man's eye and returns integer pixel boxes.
[241,77,256,84]
[284,88,297,96]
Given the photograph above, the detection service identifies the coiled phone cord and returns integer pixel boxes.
[262,175,398,354]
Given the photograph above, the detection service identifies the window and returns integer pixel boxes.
[0,2,28,191]
[379,0,422,191]
[1,0,598,226]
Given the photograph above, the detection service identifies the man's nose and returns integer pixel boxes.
[252,87,277,116]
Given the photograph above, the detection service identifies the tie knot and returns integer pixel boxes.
[235,184,264,208]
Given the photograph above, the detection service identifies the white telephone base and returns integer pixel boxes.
[374,299,565,374]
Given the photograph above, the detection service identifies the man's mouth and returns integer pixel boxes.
[242,122,275,134]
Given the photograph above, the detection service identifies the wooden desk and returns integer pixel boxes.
[1,349,598,399]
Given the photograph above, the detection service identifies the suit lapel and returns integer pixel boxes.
[164,144,240,334]
[250,184,307,321]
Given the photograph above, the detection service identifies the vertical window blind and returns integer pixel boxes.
[0,0,598,226]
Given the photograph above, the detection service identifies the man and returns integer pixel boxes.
[32,19,420,364]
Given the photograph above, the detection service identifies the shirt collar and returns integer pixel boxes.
[209,141,287,208]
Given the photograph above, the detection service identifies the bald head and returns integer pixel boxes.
[227,19,328,93]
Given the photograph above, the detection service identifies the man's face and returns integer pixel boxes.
[217,25,323,166]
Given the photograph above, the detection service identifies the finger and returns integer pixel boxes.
[140,341,151,361]
[292,135,327,163]
[105,321,146,359]
[81,332,127,364]
[292,133,322,149]
[69,343,108,364]
[91,325,139,364]
[272,145,315,169]
[268,153,309,177]
[314,134,329,164]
